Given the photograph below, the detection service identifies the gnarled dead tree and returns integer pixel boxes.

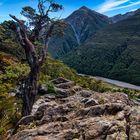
[9,0,63,116]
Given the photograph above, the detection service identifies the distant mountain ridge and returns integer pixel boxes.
[65,6,110,44]
[48,6,110,58]
[48,6,140,58]
[110,8,140,23]
[47,7,140,85]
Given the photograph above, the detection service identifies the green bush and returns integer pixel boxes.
[0,53,29,139]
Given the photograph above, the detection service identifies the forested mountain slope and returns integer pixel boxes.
[48,6,110,58]
[63,12,140,85]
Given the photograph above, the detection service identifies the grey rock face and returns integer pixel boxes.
[10,78,140,140]
[38,85,48,95]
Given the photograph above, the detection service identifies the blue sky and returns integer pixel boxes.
[0,0,140,22]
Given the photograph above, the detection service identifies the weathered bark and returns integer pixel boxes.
[21,64,40,116]
[9,15,40,116]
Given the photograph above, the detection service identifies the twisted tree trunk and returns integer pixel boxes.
[21,64,39,116]
[9,10,55,116]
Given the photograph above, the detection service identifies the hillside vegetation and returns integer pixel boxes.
[48,6,110,58]
[63,12,140,85]
[1,8,140,139]
[0,21,113,138]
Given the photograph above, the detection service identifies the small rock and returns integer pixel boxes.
[106,132,127,140]
[44,94,56,99]
[85,98,98,107]
[56,116,68,122]
[133,99,140,105]
[55,88,72,98]
[51,77,70,84]
[55,81,75,89]
[72,86,82,92]
[116,111,125,120]
[81,98,89,103]
[38,85,48,95]
[78,90,92,97]
[17,115,35,126]
[87,103,124,117]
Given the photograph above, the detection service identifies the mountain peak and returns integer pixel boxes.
[79,6,90,10]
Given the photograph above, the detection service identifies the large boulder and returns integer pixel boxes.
[38,85,48,95]
[52,77,75,89]
[51,77,71,85]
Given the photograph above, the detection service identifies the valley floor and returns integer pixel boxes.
[79,74,140,91]
[94,76,140,91]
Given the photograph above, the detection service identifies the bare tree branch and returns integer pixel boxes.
[39,23,54,65]
[9,0,63,116]
[9,14,38,68]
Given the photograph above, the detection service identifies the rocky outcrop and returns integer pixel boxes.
[10,78,140,140]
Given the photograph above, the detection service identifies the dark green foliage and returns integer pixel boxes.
[48,23,79,58]
[41,57,77,81]
[0,52,29,138]
[20,1,63,40]
[47,82,56,93]
[0,21,24,59]
[63,12,140,85]
[38,56,111,92]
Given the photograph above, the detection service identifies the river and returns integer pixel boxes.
[79,74,140,91]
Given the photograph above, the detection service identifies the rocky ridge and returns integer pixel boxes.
[10,78,140,140]
[110,8,140,23]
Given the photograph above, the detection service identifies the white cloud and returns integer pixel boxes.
[130,8,137,11]
[97,0,140,13]
[109,1,140,11]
